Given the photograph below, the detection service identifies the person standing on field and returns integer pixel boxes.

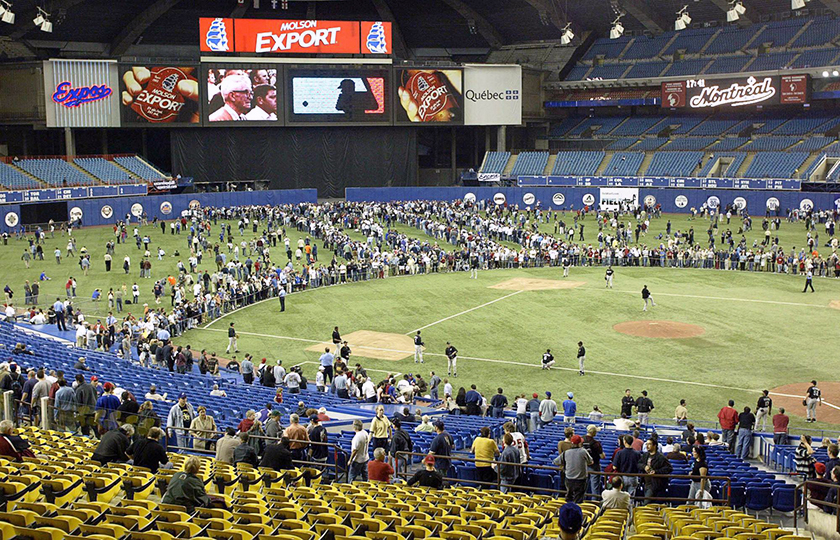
[642,285,655,311]
[562,255,571,278]
[755,390,772,431]
[576,341,586,376]
[444,342,458,377]
[605,266,614,288]
[226,322,238,353]
[805,380,822,423]
[803,269,815,292]
[414,331,424,364]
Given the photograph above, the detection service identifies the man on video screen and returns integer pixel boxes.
[335,79,378,119]
[245,84,277,120]
[209,74,252,121]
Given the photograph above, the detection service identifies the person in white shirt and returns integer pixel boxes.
[362,377,376,402]
[145,384,168,401]
[273,362,286,386]
[3,304,15,321]
[443,379,453,398]
[601,477,632,510]
[348,419,370,482]
[244,85,277,120]
[396,375,413,399]
[75,324,87,348]
[504,421,529,464]
[209,384,227,397]
[30,311,46,325]
[315,366,326,392]
[515,394,529,433]
[284,370,301,393]
[588,405,604,422]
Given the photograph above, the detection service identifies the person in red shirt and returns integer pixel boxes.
[367,447,394,483]
[717,400,739,454]
[773,407,790,445]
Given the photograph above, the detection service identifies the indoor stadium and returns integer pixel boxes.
[0,0,838,538]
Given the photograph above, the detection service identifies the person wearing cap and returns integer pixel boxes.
[563,392,577,424]
[559,434,592,503]
[471,426,500,489]
[315,366,326,393]
[94,382,121,433]
[349,419,370,482]
[539,391,558,428]
[407,454,444,488]
[265,410,283,438]
[167,393,196,451]
[557,502,585,539]
[308,415,329,472]
[527,393,541,433]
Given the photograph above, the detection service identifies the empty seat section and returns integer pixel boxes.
[704,55,752,74]
[749,20,803,48]
[622,35,671,60]
[625,61,668,79]
[665,137,717,150]
[114,156,165,180]
[709,138,748,151]
[480,152,511,174]
[690,118,740,136]
[549,118,584,137]
[633,138,667,151]
[705,26,762,54]
[743,152,809,178]
[723,153,748,177]
[606,138,638,151]
[662,27,717,55]
[740,137,801,151]
[745,52,797,71]
[564,65,591,81]
[74,158,136,184]
[789,48,839,69]
[602,152,644,175]
[551,151,605,176]
[581,36,631,60]
[510,152,549,176]
[16,158,95,187]
[774,115,838,135]
[646,151,704,176]
[791,17,840,47]
[586,64,628,80]
[567,117,625,136]
[611,116,665,137]
[0,163,41,190]
[661,59,710,77]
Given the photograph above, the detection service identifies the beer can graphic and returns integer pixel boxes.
[129,67,194,123]
[400,70,460,123]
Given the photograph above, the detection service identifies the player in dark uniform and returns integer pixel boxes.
[414,331,424,364]
[755,390,772,431]
[577,341,586,376]
[541,349,555,370]
[621,389,635,418]
[642,285,655,311]
[562,255,571,278]
[445,342,458,377]
[805,380,822,422]
[470,253,479,279]
[605,266,614,288]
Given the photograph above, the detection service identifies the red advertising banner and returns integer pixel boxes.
[780,74,809,104]
[661,81,686,108]
[199,18,391,55]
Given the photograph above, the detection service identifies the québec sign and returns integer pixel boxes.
[52,81,112,108]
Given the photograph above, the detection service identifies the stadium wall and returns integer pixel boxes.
[346,187,840,215]
[171,127,418,199]
[0,188,316,233]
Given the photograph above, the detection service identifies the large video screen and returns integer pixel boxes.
[286,68,390,124]
[395,68,463,124]
[119,65,200,125]
[204,65,281,124]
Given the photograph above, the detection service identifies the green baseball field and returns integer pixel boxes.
[2,211,836,431]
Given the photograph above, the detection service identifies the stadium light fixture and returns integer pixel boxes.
[675,6,690,30]
[735,2,746,14]
[33,6,50,31]
[561,23,574,45]
[791,0,806,9]
[726,0,745,21]
[0,1,14,24]
[823,70,830,77]
[609,14,624,39]
[834,70,839,77]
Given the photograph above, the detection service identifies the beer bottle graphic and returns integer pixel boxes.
[398,70,462,122]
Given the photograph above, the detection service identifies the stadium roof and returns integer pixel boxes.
[0,0,837,59]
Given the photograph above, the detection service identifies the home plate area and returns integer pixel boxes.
[305,330,415,361]
[489,277,586,291]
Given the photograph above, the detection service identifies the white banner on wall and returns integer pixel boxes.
[44,59,120,128]
[599,187,638,211]
[463,64,522,126]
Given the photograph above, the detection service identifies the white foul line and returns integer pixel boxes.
[196,327,762,395]
[405,290,526,334]
[595,288,829,309]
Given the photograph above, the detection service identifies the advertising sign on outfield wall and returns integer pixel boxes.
[463,65,522,126]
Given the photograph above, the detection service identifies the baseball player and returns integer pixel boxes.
[226,322,239,353]
[805,380,822,423]
[414,330,424,364]
[642,285,655,311]
[562,255,571,278]
[605,266,614,288]
[541,349,555,370]
[444,342,458,377]
[577,341,586,376]
[470,253,479,279]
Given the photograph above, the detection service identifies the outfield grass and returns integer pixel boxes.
[0,212,835,431]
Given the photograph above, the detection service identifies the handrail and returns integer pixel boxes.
[164,425,349,482]
[794,479,840,534]
[394,450,731,504]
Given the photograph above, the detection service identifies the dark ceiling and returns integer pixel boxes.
[0,0,836,57]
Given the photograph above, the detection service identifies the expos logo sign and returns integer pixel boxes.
[52,81,112,108]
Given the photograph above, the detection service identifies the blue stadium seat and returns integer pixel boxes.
[551,152,605,176]
[704,55,752,75]
[745,52,798,72]
[510,152,549,176]
[16,158,96,187]
[114,156,165,181]
[480,152,511,174]
[603,152,644,175]
[633,139,668,151]
[625,61,669,79]
[705,26,761,55]
[745,485,772,513]
[582,36,632,60]
[565,66,591,81]
[743,152,809,179]
[606,138,638,151]
[0,163,42,190]
[791,17,840,47]
[74,158,137,185]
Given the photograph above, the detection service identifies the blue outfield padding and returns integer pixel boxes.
[346,186,840,215]
[0,189,318,233]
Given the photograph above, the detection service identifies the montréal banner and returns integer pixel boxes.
[199,18,391,55]
[661,74,809,109]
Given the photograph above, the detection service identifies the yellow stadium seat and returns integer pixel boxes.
[733,534,767,540]
[0,509,38,526]
[84,475,122,504]
[33,516,83,534]
[439,530,476,540]
[207,529,250,540]
[13,526,66,540]
[278,529,316,540]
[79,524,130,539]
[761,530,790,540]
[0,523,12,540]
[127,532,175,540]
[366,532,403,540]
[396,525,432,539]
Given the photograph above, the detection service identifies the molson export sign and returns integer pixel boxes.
[199,18,391,55]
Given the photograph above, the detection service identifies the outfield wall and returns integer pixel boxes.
[346,186,840,215]
[0,189,317,233]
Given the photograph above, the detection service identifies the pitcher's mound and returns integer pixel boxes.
[305,330,414,361]
[490,278,585,291]
[614,320,705,339]
[829,301,840,310]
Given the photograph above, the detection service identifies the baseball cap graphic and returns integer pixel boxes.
[365,22,388,54]
[206,18,230,52]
